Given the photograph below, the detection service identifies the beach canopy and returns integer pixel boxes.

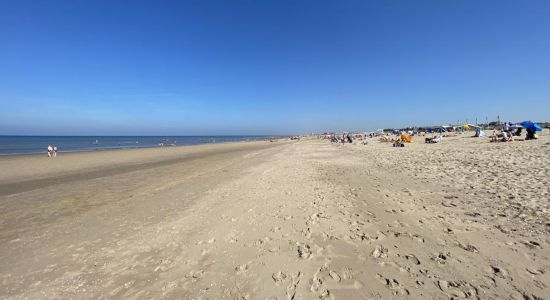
[475,127,486,137]
[401,133,413,143]
[463,124,479,129]
[521,121,542,131]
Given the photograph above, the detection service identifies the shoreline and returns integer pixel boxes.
[0,136,287,157]
[0,139,289,193]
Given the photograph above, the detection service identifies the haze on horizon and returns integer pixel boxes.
[1,0,549,136]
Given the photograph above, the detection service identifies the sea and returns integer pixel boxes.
[0,136,281,156]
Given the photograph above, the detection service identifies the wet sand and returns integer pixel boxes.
[0,136,549,299]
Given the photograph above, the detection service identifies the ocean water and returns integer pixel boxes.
[0,136,279,156]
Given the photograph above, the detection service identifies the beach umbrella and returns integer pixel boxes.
[521,121,542,131]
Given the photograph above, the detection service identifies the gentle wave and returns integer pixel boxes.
[0,136,282,156]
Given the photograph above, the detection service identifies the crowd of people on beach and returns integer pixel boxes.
[320,120,544,148]
[47,145,58,157]
[486,122,539,142]
[328,133,354,144]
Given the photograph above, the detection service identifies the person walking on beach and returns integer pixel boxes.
[47,145,53,157]
[53,146,58,157]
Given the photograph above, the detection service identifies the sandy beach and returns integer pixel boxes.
[1,135,549,299]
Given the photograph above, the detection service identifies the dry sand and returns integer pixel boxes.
[0,135,549,299]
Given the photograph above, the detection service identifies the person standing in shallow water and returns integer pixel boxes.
[53,146,58,157]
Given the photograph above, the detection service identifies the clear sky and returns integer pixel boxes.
[1,0,549,135]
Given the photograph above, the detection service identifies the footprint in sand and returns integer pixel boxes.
[253,238,271,248]
[329,270,341,282]
[412,234,425,243]
[488,265,509,279]
[286,271,302,300]
[341,267,354,280]
[526,267,545,275]
[186,270,204,280]
[310,272,333,300]
[272,271,287,285]
[349,228,371,241]
[161,281,178,294]
[512,289,545,300]
[235,262,251,274]
[154,258,174,272]
[436,280,478,298]
[431,252,450,265]
[296,243,312,259]
[385,208,399,214]
[521,240,542,249]
[376,274,409,296]
[457,242,479,253]
[271,226,281,232]
[405,254,421,265]
[371,245,388,259]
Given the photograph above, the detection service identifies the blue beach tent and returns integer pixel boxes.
[521,121,542,132]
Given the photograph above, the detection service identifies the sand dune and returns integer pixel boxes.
[0,136,548,299]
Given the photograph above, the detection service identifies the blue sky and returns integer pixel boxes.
[1,0,549,135]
